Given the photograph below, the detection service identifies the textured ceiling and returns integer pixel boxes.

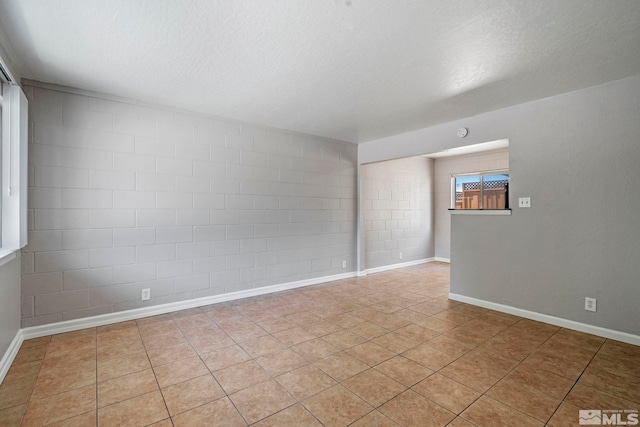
[1,1,640,143]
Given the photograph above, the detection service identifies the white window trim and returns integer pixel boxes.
[0,250,16,267]
[450,209,511,216]
[1,82,29,260]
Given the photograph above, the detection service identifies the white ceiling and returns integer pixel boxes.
[425,139,509,159]
[1,1,639,143]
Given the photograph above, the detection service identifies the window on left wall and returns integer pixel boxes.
[0,88,3,240]
[0,70,29,261]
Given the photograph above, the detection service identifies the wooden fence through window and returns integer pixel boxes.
[455,180,508,209]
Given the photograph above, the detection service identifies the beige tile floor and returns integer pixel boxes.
[1,262,639,426]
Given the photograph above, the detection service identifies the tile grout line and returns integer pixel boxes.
[138,321,173,425]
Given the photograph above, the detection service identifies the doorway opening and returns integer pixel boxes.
[359,139,509,273]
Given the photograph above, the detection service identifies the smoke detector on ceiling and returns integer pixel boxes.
[457,127,468,138]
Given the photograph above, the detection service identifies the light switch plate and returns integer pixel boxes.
[518,197,531,208]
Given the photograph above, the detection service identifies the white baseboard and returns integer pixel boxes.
[449,293,640,347]
[434,257,450,263]
[21,271,357,340]
[364,258,434,275]
[0,330,24,384]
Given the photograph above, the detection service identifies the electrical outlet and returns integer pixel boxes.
[142,288,151,301]
[585,297,596,312]
[399,252,403,260]
[342,260,347,269]
[518,197,531,208]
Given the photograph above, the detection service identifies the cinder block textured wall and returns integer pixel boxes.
[361,156,434,270]
[21,85,357,327]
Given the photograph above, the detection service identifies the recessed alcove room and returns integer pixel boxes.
[0,1,639,426]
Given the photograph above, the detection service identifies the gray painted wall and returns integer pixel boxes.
[0,255,21,358]
[434,149,509,260]
[22,85,357,327]
[361,157,434,269]
[360,74,640,336]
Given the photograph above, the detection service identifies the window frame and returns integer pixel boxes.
[0,80,28,264]
[450,169,510,211]
[0,86,3,243]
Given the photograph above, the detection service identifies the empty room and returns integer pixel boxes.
[0,1,639,426]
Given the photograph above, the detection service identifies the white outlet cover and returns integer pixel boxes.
[585,297,597,312]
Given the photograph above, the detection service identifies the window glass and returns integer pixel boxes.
[453,171,509,210]
[482,174,509,209]
[0,86,4,243]
[455,176,481,209]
